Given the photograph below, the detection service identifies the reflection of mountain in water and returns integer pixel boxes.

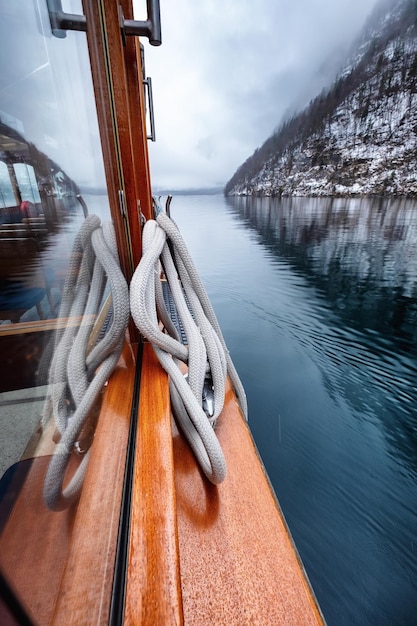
[227,195,417,348]
[226,195,417,478]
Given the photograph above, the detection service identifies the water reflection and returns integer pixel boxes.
[226,196,417,480]
[227,196,417,334]
[168,194,417,624]
[225,196,417,364]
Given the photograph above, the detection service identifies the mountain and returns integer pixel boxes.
[225,0,417,197]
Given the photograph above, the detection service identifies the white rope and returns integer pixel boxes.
[42,215,129,511]
[130,206,248,484]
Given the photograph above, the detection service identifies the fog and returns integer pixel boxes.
[135,0,382,190]
[0,1,386,193]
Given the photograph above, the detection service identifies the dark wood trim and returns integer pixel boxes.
[109,341,143,625]
[120,0,154,226]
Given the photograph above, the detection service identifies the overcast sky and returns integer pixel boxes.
[133,0,381,191]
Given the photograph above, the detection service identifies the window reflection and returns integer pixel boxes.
[0,161,15,208]
[0,0,110,329]
[0,2,128,619]
[0,0,116,419]
[13,163,41,204]
[0,1,115,516]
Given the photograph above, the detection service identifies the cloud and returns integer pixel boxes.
[136,0,381,190]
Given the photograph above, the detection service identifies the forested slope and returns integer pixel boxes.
[225,0,417,197]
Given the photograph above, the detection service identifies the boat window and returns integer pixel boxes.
[13,164,42,204]
[0,162,16,208]
[0,1,126,622]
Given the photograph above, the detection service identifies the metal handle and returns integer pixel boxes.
[143,77,156,141]
[47,0,162,46]
[46,0,86,37]
[123,0,161,46]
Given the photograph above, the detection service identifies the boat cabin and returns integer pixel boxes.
[0,2,324,624]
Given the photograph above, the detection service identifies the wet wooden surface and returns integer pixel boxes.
[0,455,78,625]
[0,342,136,625]
[173,380,325,625]
[122,345,324,625]
[50,342,136,624]
[124,343,183,626]
[1,340,324,625]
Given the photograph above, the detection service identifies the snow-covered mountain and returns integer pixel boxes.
[225,0,417,197]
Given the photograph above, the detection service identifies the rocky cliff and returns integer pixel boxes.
[225,0,417,197]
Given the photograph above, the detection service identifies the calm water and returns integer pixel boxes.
[170,194,417,626]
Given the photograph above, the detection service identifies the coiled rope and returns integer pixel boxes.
[130,204,247,484]
[43,215,129,511]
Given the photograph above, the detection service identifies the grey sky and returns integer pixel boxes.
[134,0,381,190]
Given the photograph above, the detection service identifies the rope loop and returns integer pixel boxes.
[43,216,129,511]
[130,204,248,484]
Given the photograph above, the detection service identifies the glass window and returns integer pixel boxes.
[0,2,127,622]
[0,162,16,209]
[13,163,41,204]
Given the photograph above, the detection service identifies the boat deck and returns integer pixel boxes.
[0,342,324,624]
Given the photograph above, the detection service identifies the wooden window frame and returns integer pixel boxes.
[0,2,161,623]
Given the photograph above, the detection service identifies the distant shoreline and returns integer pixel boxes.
[154,187,224,197]
[79,186,226,197]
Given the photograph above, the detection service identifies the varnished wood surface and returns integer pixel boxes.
[83,0,152,275]
[124,343,183,626]
[173,381,325,625]
[0,455,78,625]
[0,315,92,337]
[120,0,154,226]
[1,339,325,625]
[52,342,137,625]
[82,0,135,283]
[83,0,152,342]
[122,346,324,624]
[0,342,136,625]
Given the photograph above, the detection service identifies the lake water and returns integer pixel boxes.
[169,194,417,626]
